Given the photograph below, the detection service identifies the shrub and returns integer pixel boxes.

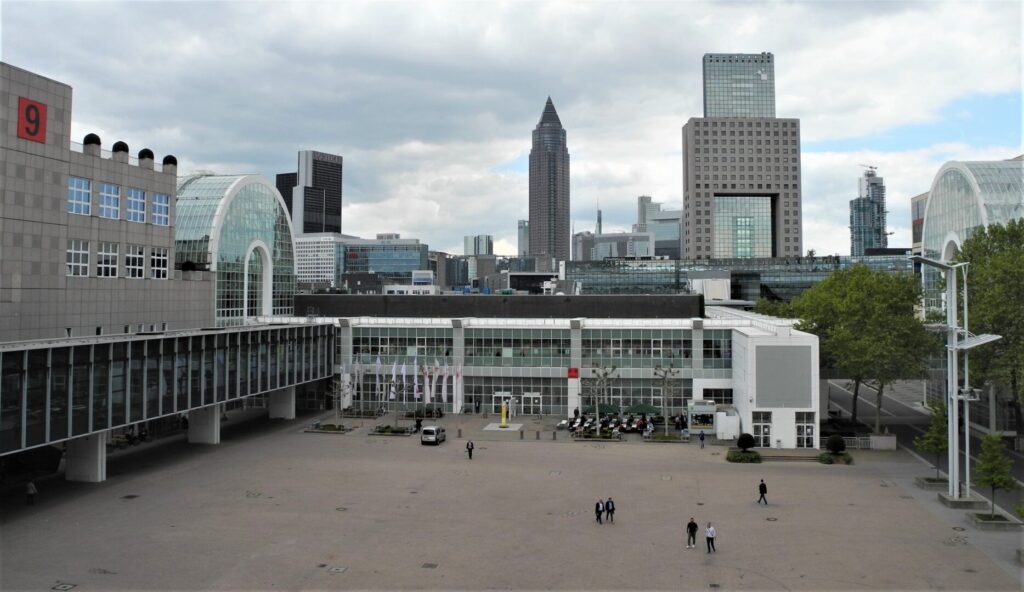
[827,433,847,455]
[737,433,756,452]
[818,452,834,465]
[819,451,854,465]
[727,450,761,463]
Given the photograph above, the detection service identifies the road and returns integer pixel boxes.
[826,380,1024,515]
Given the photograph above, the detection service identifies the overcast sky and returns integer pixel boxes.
[3,0,1020,256]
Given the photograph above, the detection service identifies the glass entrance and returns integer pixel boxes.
[522,392,541,415]
[493,391,510,414]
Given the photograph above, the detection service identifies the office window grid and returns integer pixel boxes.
[150,247,168,280]
[702,330,732,369]
[126,245,145,278]
[98,183,120,219]
[126,188,146,223]
[152,193,170,226]
[67,177,91,216]
[582,329,692,368]
[713,196,772,258]
[352,327,453,367]
[97,242,119,277]
[465,328,571,367]
[66,240,89,276]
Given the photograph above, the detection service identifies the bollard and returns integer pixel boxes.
[520,430,524,440]
[458,428,462,438]
[536,430,540,440]
[553,431,557,440]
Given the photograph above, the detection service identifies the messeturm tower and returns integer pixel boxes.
[528,97,570,264]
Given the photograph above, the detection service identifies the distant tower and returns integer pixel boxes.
[276,150,343,235]
[850,167,887,256]
[517,220,530,257]
[596,207,602,235]
[529,97,570,264]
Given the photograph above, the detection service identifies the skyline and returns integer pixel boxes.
[1,0,1020,256]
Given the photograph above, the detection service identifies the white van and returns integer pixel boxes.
[420,426,446,445]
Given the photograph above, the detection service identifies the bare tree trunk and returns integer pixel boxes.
[874,382,885,434]
[851,380,861,423]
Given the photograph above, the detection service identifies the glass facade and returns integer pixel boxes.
[922,160,1024,307]
[713,196,773,258]
[0,324,333,454]
[582,329,692,368]
[703,53,776,118]
[466,329,570,367]
[342,242,429,282]
[175,175,296,324]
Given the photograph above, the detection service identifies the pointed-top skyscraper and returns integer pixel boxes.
[529,97,570,265]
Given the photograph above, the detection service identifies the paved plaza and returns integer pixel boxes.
[1,411,1021,591]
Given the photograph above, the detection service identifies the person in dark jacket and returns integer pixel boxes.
[466,440,474,460]
[758,479,768,504]
[605,497,615,523]
[595,499,604,524]
[686,517,698,548]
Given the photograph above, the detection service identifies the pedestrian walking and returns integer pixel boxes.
[757,479,768,504]
[699,431,705,449]
[686,517,698,548]
[705,522,716,553]
[25,481,37,506]
[595,499,604,524]
[605,497,615,523]
[466,440,474,460]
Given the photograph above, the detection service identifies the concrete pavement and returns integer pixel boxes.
[1,411,1020,590]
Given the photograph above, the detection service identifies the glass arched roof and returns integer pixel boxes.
[175,174,296,324]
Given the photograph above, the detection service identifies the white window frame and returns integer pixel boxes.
[98,183,120,219]
[126,188,146,223]
[66,239,90,277]
[152,193,170,226]
[67,177,91,216]
[150,246,168,280]
[97,242,119,278]
[126,245,145,279]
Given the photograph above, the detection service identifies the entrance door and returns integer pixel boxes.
[493,391,510,414]
[522,392,541,415]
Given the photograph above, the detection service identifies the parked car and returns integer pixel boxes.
[420,426,446,445]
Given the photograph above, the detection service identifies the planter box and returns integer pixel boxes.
[914,477,948,491]
[369,429,413,437]
[938,493,988,510]
[966,512,1023,531]
[304,428,349,435]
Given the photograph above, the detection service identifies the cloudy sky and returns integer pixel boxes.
[3,0,1020,256]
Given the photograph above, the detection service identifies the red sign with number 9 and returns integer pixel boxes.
[17,97,47,143]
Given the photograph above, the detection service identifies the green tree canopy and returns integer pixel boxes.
[974,433,1017,518]
[790,264,938,431]
[954,219,1024,429]
[913,398,947,480]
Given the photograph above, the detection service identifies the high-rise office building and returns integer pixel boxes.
[464,234,494,256]
[849,168,888,256]
[910,192,928,260]
[703,52,776,118]
[529,97,570,264]
[633,196,682,259]
[276,150,343,235]
[517,220,530,257]
[682,52,801,260]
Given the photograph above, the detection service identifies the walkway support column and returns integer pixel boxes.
[66,434,107,482]
[189,405,221,444]
[269,386,296,420]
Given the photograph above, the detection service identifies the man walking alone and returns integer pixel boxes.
[686,517,698,548]
[466,440,474,460]
[705,522,716,553]
[757,479,768,504]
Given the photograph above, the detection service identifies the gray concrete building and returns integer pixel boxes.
[682,52,802,260]
[463,234,493,256]
[634,196,682,259]
[0,62,213,342]
[528,97,570,265]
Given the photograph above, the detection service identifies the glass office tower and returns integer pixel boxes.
[703,53,776,118]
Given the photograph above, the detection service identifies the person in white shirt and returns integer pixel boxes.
[705,522,717,553]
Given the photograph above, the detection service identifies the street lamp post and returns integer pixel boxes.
[654,364,679,437]
[910,255,1001,500]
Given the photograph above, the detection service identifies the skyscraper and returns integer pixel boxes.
[529,97,570,264]
[682,52,802,260]
[276,150,343,235]
[463,234,494,256]
[517,220,530,257]
[849,167,888,256]
[703,52,776,118]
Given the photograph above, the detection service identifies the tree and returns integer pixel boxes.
[737,433,755,452]
[806,249,817,258]
[912,399,947,480]
[974,433,1017,518]
[753,298,795,318]
[791,264,938,431]
[955,219,1024,432]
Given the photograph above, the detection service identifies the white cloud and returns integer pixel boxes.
[2,1,1019,257]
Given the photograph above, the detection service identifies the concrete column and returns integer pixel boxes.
[269,386,296,420]
[66,434,107,482]
[567,378,581,418]
[188,405,221,444]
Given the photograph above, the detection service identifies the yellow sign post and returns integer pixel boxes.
[500,401,508,428]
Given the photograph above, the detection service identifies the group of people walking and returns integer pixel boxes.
[685,518,717,552]
[594,497,615,524]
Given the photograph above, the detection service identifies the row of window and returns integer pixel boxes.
[694,121,796,128]
[66,240,168,279]
[67,177,169,225]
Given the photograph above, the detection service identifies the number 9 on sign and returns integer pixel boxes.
[17,97,47,143]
